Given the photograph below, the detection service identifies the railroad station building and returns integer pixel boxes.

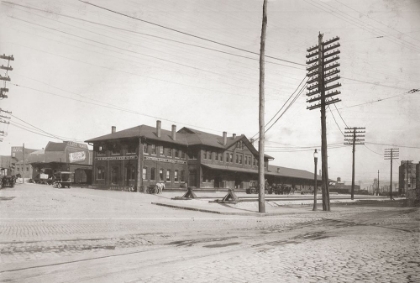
[85,121,318,192]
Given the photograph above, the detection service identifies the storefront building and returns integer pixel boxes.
[29,141,93,184]
[86,121,318,192]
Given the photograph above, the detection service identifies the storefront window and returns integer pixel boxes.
[150,168,155,180]
[126,165,135,181]
[97,167,105,180]
[111,166,119,184]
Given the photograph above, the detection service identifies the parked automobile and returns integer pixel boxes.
[52,171,74,188]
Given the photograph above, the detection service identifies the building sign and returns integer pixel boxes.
[145,156,186,164]
[12,147,23,152]
[69,151,86,163]
[66,141,88,149]
[96,156,138,161]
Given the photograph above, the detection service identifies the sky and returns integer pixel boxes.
[0,0,419,187]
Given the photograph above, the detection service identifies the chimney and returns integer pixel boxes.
[337,177,341,182]
[111,126,116,133]
[223,132,227,145]
[172,125,176,141]
[233,133,236,139]
[250,138,254,145]
[156,120,161,138]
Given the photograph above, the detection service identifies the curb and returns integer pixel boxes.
[151,202,284,217]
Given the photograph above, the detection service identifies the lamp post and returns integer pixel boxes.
[313,149,318,211]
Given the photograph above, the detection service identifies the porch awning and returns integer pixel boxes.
[201,164,258,174]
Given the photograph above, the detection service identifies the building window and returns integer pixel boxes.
[180,150,185,159]
[166,170,171,181]
[226,153,229,163]
[188,150,196,160]
[237,141,243,149]
[96,144,106,156]
[174,170,179,182]
[97,166,105,180]
[150,168,156,180]
[143,167,147,180]
[215,153,219,161]
[159,169,164,181]
[180,170,185,182]
[253,158,257,166]
[230,153,233,163]
[111,143,121,155]
[239,155,242,165]
[159,146,164,155]
[127,143,137,155]
[245,156,248,165]
[151,144,156,155]
[174,149,179,158]
[27,167,30,171]
[111,166,120,184]
[248,156,252,165]
[126,165,135,181]
[143,144,149,154]
[236,154,239,164]
[203,151,206,159]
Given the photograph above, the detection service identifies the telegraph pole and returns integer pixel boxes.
[258,0,268,213]
[384,148,399,200]
[306,33,341,211]
[377,170,379,196]
[344,127,365,200]
[0,54,14,141]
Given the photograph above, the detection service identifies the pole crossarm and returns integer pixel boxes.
[0,54,14,61]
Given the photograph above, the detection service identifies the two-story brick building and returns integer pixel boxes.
[85,121,318,192]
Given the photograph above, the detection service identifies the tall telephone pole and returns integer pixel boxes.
[0,54,14,141]
[344,127,365,200]
[377,170,379,196]
[258,0,268,213]
[306,33,341,211]
[384,148,399,200]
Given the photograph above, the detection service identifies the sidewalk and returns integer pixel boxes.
[152,191,393,216]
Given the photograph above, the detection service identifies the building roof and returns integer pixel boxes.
[85,123,273,159]
[45,142,67,152]
[267,165,316,180]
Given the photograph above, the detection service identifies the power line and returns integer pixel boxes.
[365,142,420,149]
[328,105,344,136]
[333,103,348,128]
[77,0,306,67]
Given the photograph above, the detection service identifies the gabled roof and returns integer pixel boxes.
[178,127,241,148]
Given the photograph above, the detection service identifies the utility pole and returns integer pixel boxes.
[306,33,341,211]
[258,0,268,213]
[344,127,365,200]
[384,148,399,200]
[377,170,379,196]
[22,143,25,183]
[0,54,14,141]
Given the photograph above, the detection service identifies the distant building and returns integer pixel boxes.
[10,146,39,178]
[0,155,11,176]
[399,161,417,195]
[329,177,361,194]
[29,141,93,184]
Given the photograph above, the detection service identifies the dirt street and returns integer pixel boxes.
[0,184,419,282]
